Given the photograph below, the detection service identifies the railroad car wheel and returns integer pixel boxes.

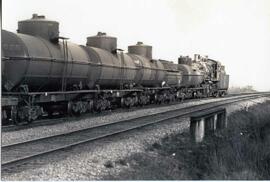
[28,107,41,122]
[87,100,94,112]
[121,97,135,108]
[138,95,148,106]
[11,106,18,125]
[1,109,8,125]
[67,101,74,116]
[47,108,54,118]
[94,99,107,112]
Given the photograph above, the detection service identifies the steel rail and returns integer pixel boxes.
[2,92,266,132]
[1,93,269,169]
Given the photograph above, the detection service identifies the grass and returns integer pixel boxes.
[162,101,270,179]
[208,104,270,180]
[104,101,270,180]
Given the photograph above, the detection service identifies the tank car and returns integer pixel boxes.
[177,56,204,87]
[2,15,91,92]
[158,59,182,87]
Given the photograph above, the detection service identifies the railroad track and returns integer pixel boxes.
[2,93,269,171]
[1,92,263,132]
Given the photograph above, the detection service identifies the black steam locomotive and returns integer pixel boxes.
[1,14,229,124]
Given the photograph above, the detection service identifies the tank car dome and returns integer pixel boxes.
[128,42,152,60]
[86,32,117,52]
[17,14,59,42]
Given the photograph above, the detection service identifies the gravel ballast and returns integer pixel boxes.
[2,97,269,180]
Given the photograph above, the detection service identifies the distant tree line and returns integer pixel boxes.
[228,85,257,94]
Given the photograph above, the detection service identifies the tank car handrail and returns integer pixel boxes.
[2,86,176,96]
[2,89,144,96]
[2,56,142,70]
[143,87,171,90]
[2,56,32,60]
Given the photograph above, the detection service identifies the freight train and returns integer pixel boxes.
[1,14,229,124]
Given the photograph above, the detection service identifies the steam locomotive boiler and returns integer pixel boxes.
[1,14,229,124]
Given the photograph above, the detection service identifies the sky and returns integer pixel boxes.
[2,0,270,91]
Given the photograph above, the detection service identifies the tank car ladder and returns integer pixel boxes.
[60,37,69,91]
[119,51,125,90]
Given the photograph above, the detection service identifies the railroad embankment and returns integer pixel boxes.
[110,101,270,180]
